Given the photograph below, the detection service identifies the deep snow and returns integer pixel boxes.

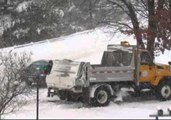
[2,27,171,119]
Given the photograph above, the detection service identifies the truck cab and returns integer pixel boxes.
[139,49,171,85]
[138,49,171,101]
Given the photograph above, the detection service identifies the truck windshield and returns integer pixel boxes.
[101,50,132,67]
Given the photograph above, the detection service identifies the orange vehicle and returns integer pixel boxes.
[46,41,171,106]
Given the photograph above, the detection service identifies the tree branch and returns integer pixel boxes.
[107,0,129,16]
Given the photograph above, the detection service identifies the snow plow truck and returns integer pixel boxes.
[45,41,171,106]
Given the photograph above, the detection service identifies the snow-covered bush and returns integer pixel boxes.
[0,50,32,119]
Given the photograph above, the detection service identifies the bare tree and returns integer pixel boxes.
[106,0,171,59]
[0,50,32,119]
[107,0,145,47]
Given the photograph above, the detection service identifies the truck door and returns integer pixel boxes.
[139,51,156,83]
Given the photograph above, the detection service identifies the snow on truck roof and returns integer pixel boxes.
[107,44,136,52]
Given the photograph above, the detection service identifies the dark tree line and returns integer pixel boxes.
[0,0,123,48]
[0,0,171,59]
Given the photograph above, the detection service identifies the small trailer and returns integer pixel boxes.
[46,41,171,106]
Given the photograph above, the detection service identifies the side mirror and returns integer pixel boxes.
[168,62,171,65]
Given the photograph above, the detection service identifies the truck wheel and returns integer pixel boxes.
[91,86,111,107]
[156,80,171,101]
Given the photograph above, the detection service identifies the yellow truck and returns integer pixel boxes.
[46,41,171,106]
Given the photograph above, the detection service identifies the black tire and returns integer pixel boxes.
[66,93,83,102]
[91,86,111,107]
[67,94,75,102]
[58,91,68,100]
[156,80,171,101]
[47,88,52,97]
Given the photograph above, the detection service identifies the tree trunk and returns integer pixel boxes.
[147,0,156,60]
[89,0,93,28]
[121,0,144,49]
[4,0,8,10]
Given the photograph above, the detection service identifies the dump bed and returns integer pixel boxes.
[46,59,89,90]
[88,44,135,82]
[89,65,134,82]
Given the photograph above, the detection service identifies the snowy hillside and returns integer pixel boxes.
[1,28,108,64]
[1,27,137,64]
[3,27,171,119]
[1,27,170,64]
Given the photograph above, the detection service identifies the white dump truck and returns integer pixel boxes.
[46,41,171,106]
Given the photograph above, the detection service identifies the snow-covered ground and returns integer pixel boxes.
[2,27,171,119]
[5,88,171,119]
